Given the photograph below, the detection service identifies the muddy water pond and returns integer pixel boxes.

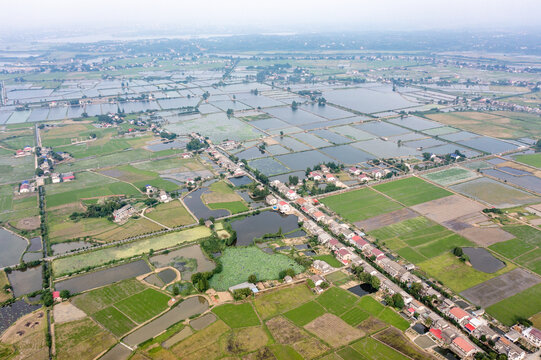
[8,266,43,297]
[157,269,177,284]
[51,240,94,255]
[99,343,132,360]
[183,187,229,219]
[231,211,301,246]
[0,228,27,268]
[462,247,505,273]
[228,176,253,187]
[150,244,215,279]
[0,300,41,333]
[27,237,42,252]
[123,296,209,347]
[55,260,151,294]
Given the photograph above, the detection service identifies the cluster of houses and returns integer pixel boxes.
[347,166,390,182]
[145,185,172,203]
[14,146,33,157]
[207,146,245,177]
[307,165,347,188]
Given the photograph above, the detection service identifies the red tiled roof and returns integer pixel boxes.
[430,328,442,339]
[450,307,469,320]
[338,248,349,256]
[371,248,384,256]
[453,337,475,353]
[313,211,324,218]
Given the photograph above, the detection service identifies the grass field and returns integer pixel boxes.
[514,153,541,168]
[114,288,170,323]
[312,254,343,268]
[340,306,370,326]
[207,201,249,214]
[352,337,409,360]
[373,177,452,207]
[100,164,179,192]
[208,247,304,291]
[418,252,516,293]
[72,279,147,314]
[53,226,211,276]
[321,188,403,223]
[212,303,260,328]
[93,306,136,337]
[145,200,194,228]
[315,287,358,316]
[375,327,434,360]
[46,180,141,208]
[422,167,479,186]
[73,281,169,336]
[371,216,474,264]
[325,271,351,286]
[254,285,314,320]
[284,301,326,326]
[486,283,541,326]
[490,225,541,275]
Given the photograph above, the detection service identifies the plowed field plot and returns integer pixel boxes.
[460,268,541,308]
[304,313,364,347]
[355,208,418,232]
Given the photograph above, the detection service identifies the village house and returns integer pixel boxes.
[370,169,384,179]
[159,190,171,203]
[318,232,332,244]
[180,152,191,159]
[348,167,361,176]
[228,282,258,294]
[308,171,322,181]
[327,238,341,251]
[449,307,470,325]
[358,174,371,183]
[522,327,541,347]
[379,257,407,279]
[450,336,478,358]
[494,337,526,360]
[370,247,386,261]
[310,275,325,287]
[325,173,336,182]
[61,172,75,182]
[277,201,290,213]
[51,173,61,184]
[265,194,277,206]
[112,204,137,223]
[285,189,298,200]
[336,248,353,264]
[312,260,333,274]
[146,185,157,194]
[19,181,31,193]
[311,210,325,222]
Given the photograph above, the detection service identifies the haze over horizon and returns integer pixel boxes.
[3,0,541,39]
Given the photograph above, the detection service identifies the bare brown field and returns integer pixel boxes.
[355,208,419,232]
[220,326,269,355]
[53,302,87,324]
[266,316,305,344]
[411,194,485,223]
[304,313,364,348]
[14,216,40,230]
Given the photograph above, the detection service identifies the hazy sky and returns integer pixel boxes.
[3,0,540,34]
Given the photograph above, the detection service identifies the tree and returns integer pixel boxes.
[173,285,180,296]
[391,293,404,309]
[226,108,234,117]
[291,101,298,110]
[248,274,257,283]
[410,282,423,296]
[369,275,380,291]
[453,247,463,257]
[422,152,432,161]
[41,291,53,307]
[59,290,70,299]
